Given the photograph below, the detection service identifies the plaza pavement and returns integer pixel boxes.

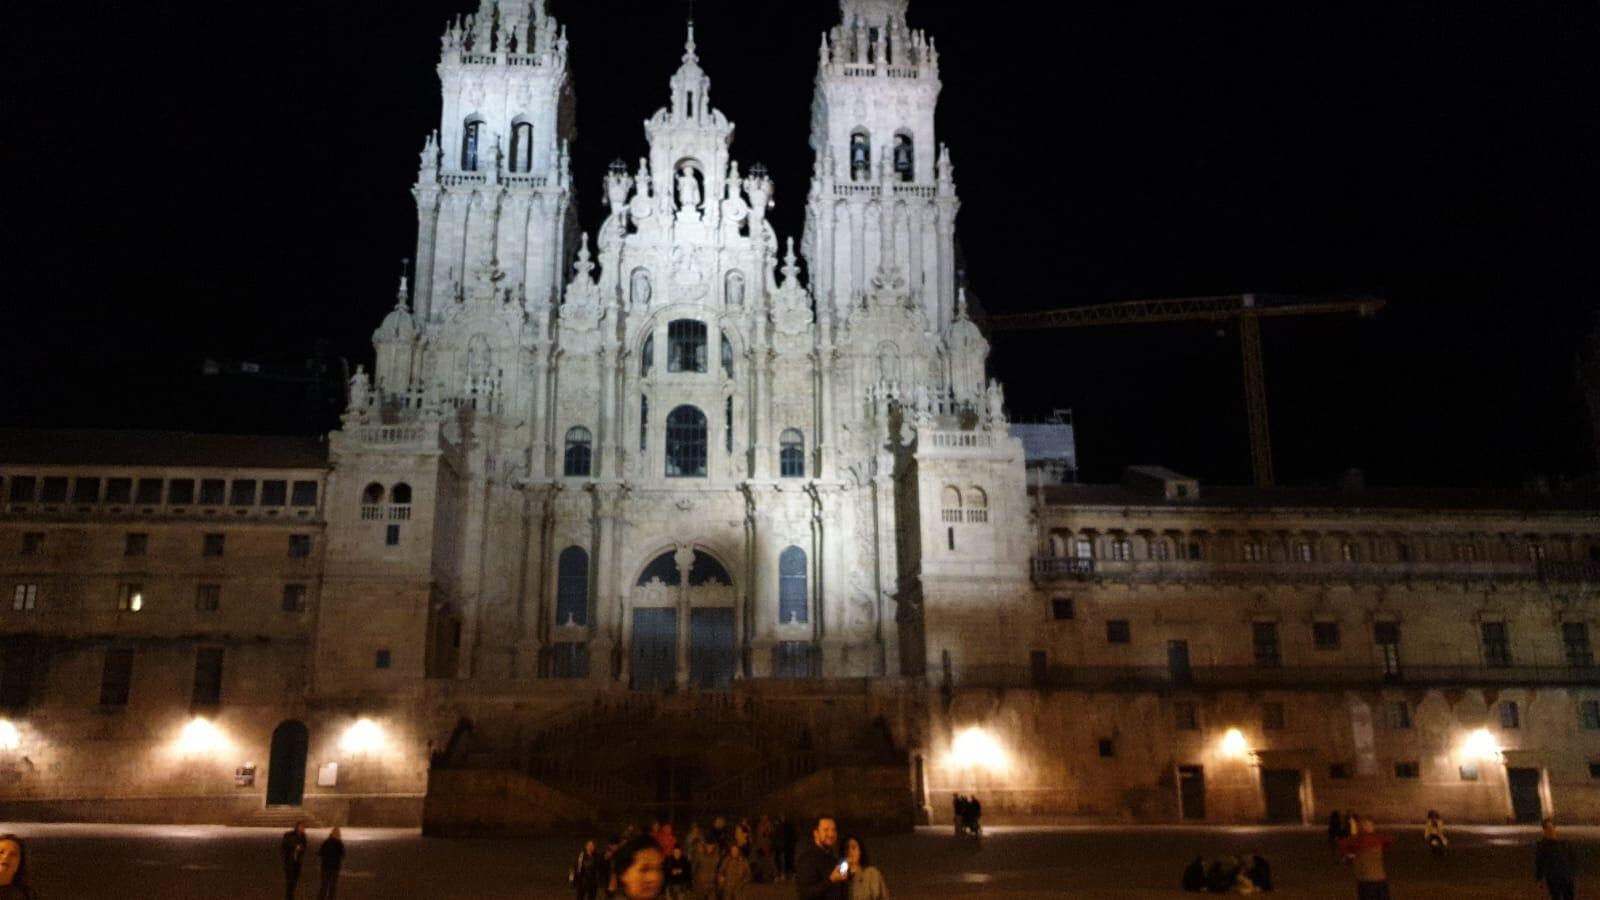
[1,821,1590,898]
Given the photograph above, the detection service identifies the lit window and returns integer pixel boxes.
[11,584,38,612]
[1075,538,1094,559]
[118,583,145,613]
[779,546,807,624]
[779,430,805,478]
[1150,540,1170,561]
[1295,542,1314,563]
[1341,541,1361,563]
[1242,541,1265,562]
[1110,539,1131,561]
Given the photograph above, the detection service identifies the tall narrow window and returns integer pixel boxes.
[721,331,735,377]
[1375,620,1402,678]
[509,120,533,173]
[641,334,654,376]
[640,397,650,452]
[556,546,589,626]
[100,648,133,707]
[893,133,914,181]
[191,647,224,707]
[462,117,483,171]
[779,546,808,625]
[564,426,594,477]
[780,430,805,478]
[850,132,871,182]
[667,320,708,373]
[1564,623,1594,667]
[725,397,734,454]
[1252,622,1282,668]
[665,406,708,477]
[1481,621,1511,667]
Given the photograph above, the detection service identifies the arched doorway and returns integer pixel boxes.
[629,547,738,691]
[266,720,310,807]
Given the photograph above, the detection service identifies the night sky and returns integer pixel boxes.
[3,0,1595,488]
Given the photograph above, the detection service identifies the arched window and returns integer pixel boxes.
[640,334,654,376]
[564,427,593,477]
[688,550,731,586]
[461,116,484,171]
[780,429,805,478]
[967,487,988,523]
[362,483,385,505]
[668,320,707,373]
[779,546,808,624]
[893,133,914,182]
[637,551,681,586]
[666,405,708,477]
[509,120,533,173]
[941,486,962,523]
[390,483,412,505]
[725,397,734,454]
[721,332,735,378]
[850,131,871,182]
[556,546,589,626]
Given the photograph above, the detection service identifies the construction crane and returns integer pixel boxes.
[985,294,1385,488]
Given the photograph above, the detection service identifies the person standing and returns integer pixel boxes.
[315,828,345,900]
[612,836,667,900]
[1423,811,1448,857]
[0,834,35,900]
[1338,816,1396,900]
[692,841,722,900]
[844,837,889,900]
[664,846,692,899]
[794,815,848,900]
[1327,811,1345,848]
[281,821,309,900]
[1536,818,1578,900]
[573,839,602,900]
[717,843,753,900]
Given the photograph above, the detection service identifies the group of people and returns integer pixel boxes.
[951,794,983,837]
[1181,853,1273,893]
[279,822,345,900]
[1326,811,1580,900]
[578,814,888,900]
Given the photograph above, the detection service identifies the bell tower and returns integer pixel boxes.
[803,0,959,330]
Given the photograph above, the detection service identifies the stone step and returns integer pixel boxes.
[228,806,326,829]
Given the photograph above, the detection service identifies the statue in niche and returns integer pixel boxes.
[676,165,702,212]
[725,271,745,308]
[631,269,652,306]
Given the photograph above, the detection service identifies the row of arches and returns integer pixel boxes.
[551,545,810,627]
[460,116,536,173]
[360,482,412,505]
[940,485,988,523]
[849,130,914,183]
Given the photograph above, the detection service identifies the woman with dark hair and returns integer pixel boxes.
[844,836,889,900]
[612,835,666,899]
[0,834,34,900]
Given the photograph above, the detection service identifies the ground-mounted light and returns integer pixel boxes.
[1463,727,1503,762]
[0,719,19,752]
[177,717,229,755]
[1219,727,1251,759]
[339,718,386,757]
[948,726,1010,774]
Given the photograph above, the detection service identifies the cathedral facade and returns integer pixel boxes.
[1,0,1598,831]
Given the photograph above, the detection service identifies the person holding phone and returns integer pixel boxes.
[844,837,889,900]
[794,815,848,899]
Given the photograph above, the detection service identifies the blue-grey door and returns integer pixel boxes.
[689,608,736,690]
[631,608,678,692]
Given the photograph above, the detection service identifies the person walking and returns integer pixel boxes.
[1338,816,1396,900]
[844,837,889,900]
[717,843,753,900]
[281,821,309,900]
[0,834,35,900]
[794,815,848,900]
[315,828,345,900]
[1536,818,1578,900]
[573,839,603,900]
[1423,810,1448,857]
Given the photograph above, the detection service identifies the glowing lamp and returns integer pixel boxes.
[949,726,1009,773]
[339,718,385,756]
[1220,728,1251,759]
[1463,728,1503,761]
[178,717,227,755]
[0,720,19,751]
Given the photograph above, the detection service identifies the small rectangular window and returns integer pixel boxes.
[99,648,134,707]
[385,524,401,546]
[1500,700,1521,730]
[1186,542,1203,560]
[191,648,224,706]
[1580,700,1600,731]
[118,583,145,613]
[1459,764,1480,781]
[1262,702,1285,731]
[124,533,148,557]
[291,481,319,507]
[1074,538,1094,559]
[1589,762,1600,780]
[375,649,392,670]
[1394,761,1420,779]
[281,584,308,613]
[260,480,288,506]
[288,534,312,559]
[1328,763,1351,780]
[1097,738,1115,758]
[1106,620,1131,644]
[1295,542,1314,563]
[195,584,221,612]
[135,478,164,505]
[1173,701,1199,731]
[1564,623,1594,668]
[11,584,38,612]
[40,477,68,503]
[21,532,44,556]
[1242,541,1264,562]
[1051,597,1075,621]
[72,477,101,504]
[1374,621,1401,646]
[202,533,225,557]
[199,479,226,505]
[1313,621,1341,649]
[1529,543,1548,562]
[229,480,257,506]
[168,479,196,505]
[105,478,133,504]
[7,476,36,503]
[1340,541,1361,562]
[1387,701,1412,730]
[1150,540,1170,561]
[1110,539,1131,561]
[1396,543,1412,562]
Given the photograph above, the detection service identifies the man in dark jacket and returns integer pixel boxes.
[316,828,345,900]
[793,815,847,900]
[280,821,308,900]
[1536,818,1577,900]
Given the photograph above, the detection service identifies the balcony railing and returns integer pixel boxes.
[956,663,1600,692]
[1031,557,1096,581]
[1029,556,1600,585]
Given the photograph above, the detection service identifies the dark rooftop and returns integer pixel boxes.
[0,429,331,470]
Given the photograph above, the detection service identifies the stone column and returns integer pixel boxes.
[590,484,623,684]
[935,204,957,329]
[908,207,925,318]
[674,545,695,688]
[749,488,778,677]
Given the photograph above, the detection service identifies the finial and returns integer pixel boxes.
[684,19,698,61]
[956,287,970,321]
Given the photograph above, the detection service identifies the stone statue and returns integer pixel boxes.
[631,269,652,306]
[349,366,371,412]
[726,271,745,307]
[676,166,701,212]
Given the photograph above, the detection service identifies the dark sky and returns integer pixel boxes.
[3,0,1596,487]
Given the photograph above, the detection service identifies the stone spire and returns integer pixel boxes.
[668,22,713,124]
